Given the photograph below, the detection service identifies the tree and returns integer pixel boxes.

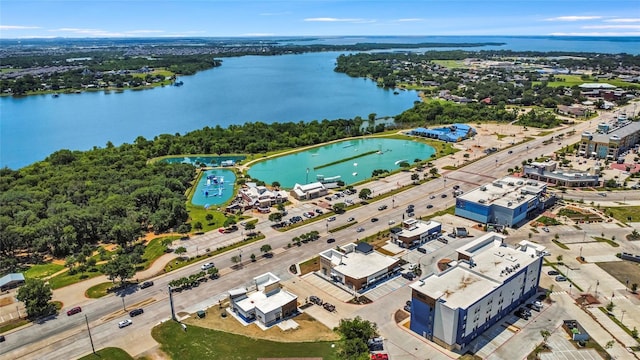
[268,212,283,222]
[334,316,378,360]
[429,167,439,177]
[276,203,286,212]
[333,202,346,214]
[174,246,187,256]
[606,300,615,312]
[250,253,256,262]
[205,213,214,223]
[271,181,281,189]
[358,188,372,200]
[632,283,638,294]
[207,267,219,279]
[16,279,55,319]
[193,221,203,230]
[411,173,420,183]
[231,255,241,266]
[260,244,272,255]
[103,255,136,284]
[244,223,256,231]
[540,329,551,344]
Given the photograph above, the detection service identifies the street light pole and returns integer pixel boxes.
[85,314,96,355]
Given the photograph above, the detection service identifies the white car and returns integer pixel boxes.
[118,319,132,328]
[201,262,215,270]
[388,220,396,225]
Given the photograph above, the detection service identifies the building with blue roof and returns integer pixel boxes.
[410,124,476,143]
[0,273,25,291]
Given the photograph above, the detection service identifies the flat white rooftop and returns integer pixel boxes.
[321,247,398,280]
[411,233,544,309]
[396,219,441,238]
[457,175,545,209]
[235,288,297,314]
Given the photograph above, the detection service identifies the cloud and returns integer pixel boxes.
[545,16,602,22]
[395,18,425,23]
[0,25,41,30]
[304,17,374,23]
[582,24,640,30]
[604,18,640,23]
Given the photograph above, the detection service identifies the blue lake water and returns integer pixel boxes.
[2,36,637,169]
[247,138,435,188]
[191,169,236,206]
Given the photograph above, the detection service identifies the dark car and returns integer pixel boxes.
[402,272,416,280]
[309,295,323,305]
[139,281,154,289]
[0,335,5,342]
[327,238,336,244]
[67,306,82,316]
[547,270,559,276]
[426,204,433,209]
[453,185,460,190]
[441,194,447,198]
[371,218,379,222]
[129,308,144,317]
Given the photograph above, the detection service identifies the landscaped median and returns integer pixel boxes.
[77,347,134,360]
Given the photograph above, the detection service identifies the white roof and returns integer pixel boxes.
[457,175,545,210]
[293,182,325,192]
[411,233,545,309]
[320,247,398,280]
[396,219,441,238]
[579,83,616,89]
[235,288,297,314]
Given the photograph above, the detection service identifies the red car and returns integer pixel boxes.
[67,306,82,316]
[371,354,389,360]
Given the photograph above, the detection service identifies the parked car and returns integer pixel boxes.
[323,303,335,312]
[403,304,411,312]
[309,296,323,305]
[324,196,333,201]
[67,306,82,316]
[326,238,336,244]
[118,319,133,328]
[315,208,323,214]
[555,275,567,282]
[201,262,215,270]
[547,270,559,275]
[453,185,460,190]
[139,281,154,289]
[129,308,144,317]
[541,227,549,232]
[402,272,416,280]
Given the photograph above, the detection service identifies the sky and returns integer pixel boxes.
[1,0,639,39]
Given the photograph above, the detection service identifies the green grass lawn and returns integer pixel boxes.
[85,282,115,298]
[431,59,468,69]
[48,267,104,290]
[138,236,179,270]
[152,321,338,360]
[604,206,640,224]
[0,319,29,334]
[533,75,640,89]
[77,347,134,360]
[23,263,65,279]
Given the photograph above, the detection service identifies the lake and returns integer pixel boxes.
[2,36,637,169]
[247,138,435,188]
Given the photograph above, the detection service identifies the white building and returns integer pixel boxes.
[290,182,328,200]
[319,242,401,291]
[239,183,288,209]
[229,272,298,327]
[409,233,545,350]
[389,219,442,248]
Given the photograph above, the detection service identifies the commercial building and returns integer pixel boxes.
[229,272,298,327]
[319,242,401,291]
[455,176,550,227]
[578,114,640,159]
[239,182,288,209]
[523,161,600,187]
[290,182,328,200]
[389,219,442,248]
[410,124,476,143]
[0,273,25,291]
[409,233,545,351]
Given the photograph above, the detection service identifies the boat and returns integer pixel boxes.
[352,172,358,176]
[52,93,59,98]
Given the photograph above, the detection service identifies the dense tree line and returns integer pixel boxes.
[0,146,193,273]
[395,100,518,125]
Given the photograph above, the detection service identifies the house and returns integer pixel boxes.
[319,243,401,291]
[0,273,25,291]
[239,183,288,208]
[229,272,298,327]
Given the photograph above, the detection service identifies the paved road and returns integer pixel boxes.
[3,102,639,360]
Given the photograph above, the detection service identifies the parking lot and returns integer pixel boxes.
[540,332,602,360]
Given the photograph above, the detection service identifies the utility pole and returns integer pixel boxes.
[168,285,177,321]
[85,315,96,355]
